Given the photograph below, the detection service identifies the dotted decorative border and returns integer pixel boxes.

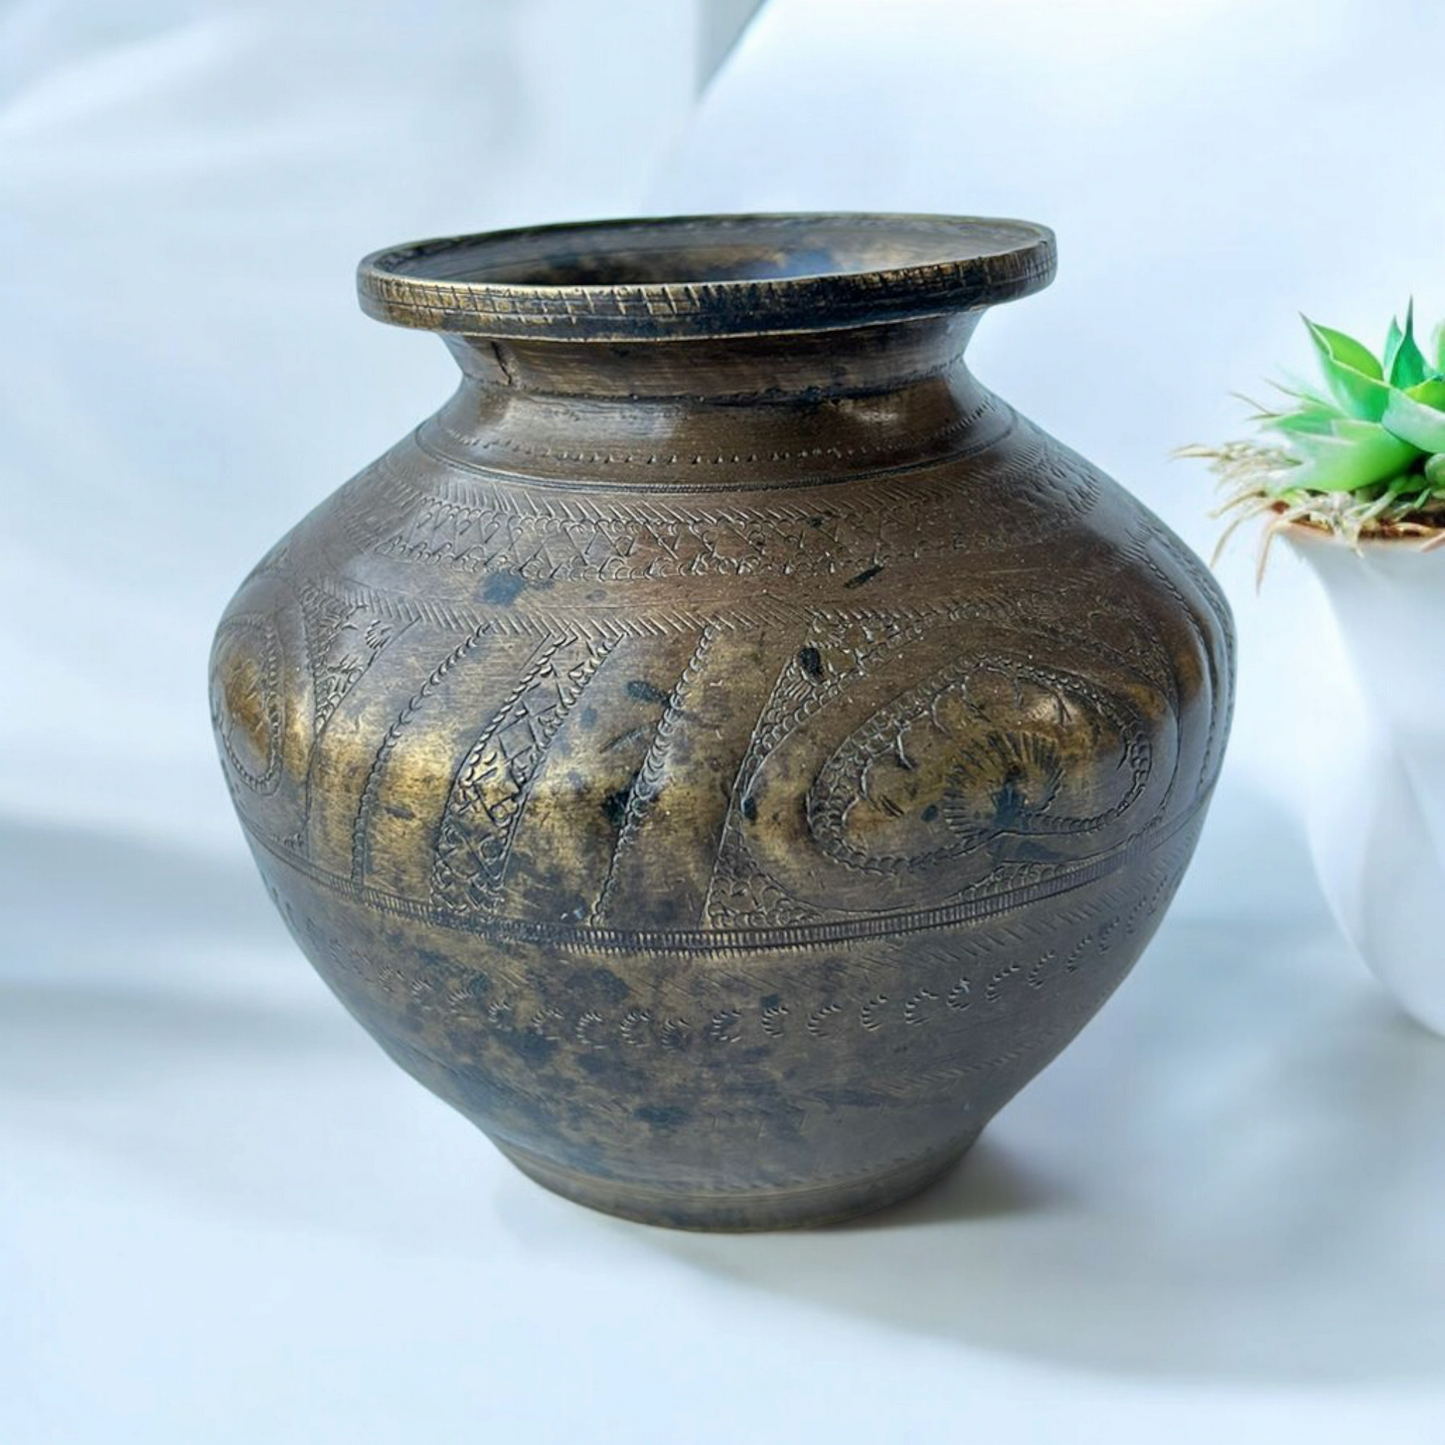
[241,794,1208,958]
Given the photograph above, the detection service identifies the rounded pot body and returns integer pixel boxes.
[1288,527,1445,1037]
[210,215,1235,1227]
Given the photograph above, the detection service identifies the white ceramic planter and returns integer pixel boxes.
[1287,526,1445,1036]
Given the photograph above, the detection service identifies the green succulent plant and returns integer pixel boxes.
[1180,303,1445,572]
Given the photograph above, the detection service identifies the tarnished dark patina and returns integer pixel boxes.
[210,215,1234,1228]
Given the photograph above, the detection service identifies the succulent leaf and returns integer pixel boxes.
[1267,403,1340,436]
[1385,300,1428,389]
[1303,317,1389,420]
[1280,417,1419,493]
[1381,377,1445,452]
[1427,452,1445,487]
[1384,314,1404,373]
[1271,372,1335,409]
[1303,319,1382,379]
[1406,376,1445,410]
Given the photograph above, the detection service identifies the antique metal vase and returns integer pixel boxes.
[210,214,1234,1229]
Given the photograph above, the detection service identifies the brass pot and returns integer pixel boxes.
[210,214,1234,1229]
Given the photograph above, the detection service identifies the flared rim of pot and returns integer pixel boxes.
[356,212,1056,342]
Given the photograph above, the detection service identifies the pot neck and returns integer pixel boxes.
[423,313,1008,489]
[443,309,980,399]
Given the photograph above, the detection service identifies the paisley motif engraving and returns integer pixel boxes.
[705,615,1172,932]
[806,656,1152,877]
[209,614,283,795]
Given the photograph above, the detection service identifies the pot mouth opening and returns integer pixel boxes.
[357,212,1055,342]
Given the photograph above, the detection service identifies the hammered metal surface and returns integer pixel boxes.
[210,214,1234,1228]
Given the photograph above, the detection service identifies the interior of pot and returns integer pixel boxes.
[390,215,1051,287]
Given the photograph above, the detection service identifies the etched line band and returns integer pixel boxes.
[244,788,1211,957]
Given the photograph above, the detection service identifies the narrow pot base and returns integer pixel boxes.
[492,1135,981,1232]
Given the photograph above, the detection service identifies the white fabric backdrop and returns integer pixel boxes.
[0,0,699,851]
[3,2,1444,1440]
